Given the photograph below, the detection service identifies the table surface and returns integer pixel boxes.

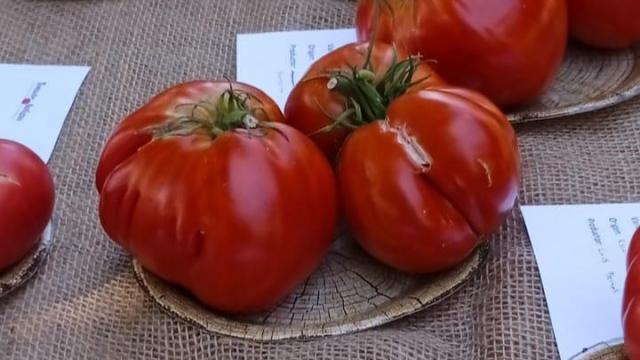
[1,1,638,359]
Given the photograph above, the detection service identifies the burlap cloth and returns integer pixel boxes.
[0,0,638,359]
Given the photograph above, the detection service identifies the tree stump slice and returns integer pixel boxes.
[134,228,489,341]
[0,223,53,298]
[571,339,627,360]
[508,44,640,123]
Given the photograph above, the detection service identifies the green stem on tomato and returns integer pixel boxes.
[320,53,425,131]
[155,88,273,139]
[363,0,381,70]
[311,0,424,134]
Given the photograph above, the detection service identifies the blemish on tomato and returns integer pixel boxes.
[386,123,432,171]
[477,159,493,188]
[0,173,19,185]
[190,229,206,257]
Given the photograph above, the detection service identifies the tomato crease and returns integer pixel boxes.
[417,171,482,239]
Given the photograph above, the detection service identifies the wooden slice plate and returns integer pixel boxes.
[571,339,627,360]
[0,223,53,298]
[134,228,489,341]
[508,44,640,123]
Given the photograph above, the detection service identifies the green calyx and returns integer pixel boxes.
[310,0,425,136]
[315,0,423,135]
[315,53,427,134]
[155,88,270,139]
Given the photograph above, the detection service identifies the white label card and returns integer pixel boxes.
[521,203,640,359]
[0,64,90,162]
[236,28,357,110]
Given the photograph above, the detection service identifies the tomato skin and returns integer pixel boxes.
[356,0,568,109]
[97,81,338,314]
[567,0,640,49]
[96,81,285,191]
[337,87,520,273]
[284,41,443,161]
[624,228,640,359]
[0,140,54,272]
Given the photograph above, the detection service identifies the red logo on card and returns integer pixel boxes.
[13,82,46,121]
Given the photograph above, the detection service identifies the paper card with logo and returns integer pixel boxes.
[0,64,90,162]
[522,203,640,359]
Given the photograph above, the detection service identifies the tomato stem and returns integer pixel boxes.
[311,0,420,134]
[363,1,381,70]
[323,54,425,130]
[156,88,272,139]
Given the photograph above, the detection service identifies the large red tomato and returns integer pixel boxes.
[356,0,568,109]
[96,81,338,314]
[624,228,640,359]
[567,0,640,49]
[285,41,443,160]
[337,87,520,273]
[0,140,54,272]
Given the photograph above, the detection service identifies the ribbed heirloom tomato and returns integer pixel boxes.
[96,81,338,314]
[567,0,640,49]
[337,87,521,273]
[0,139,54,272]
[356,0,568,109]
[624,228,640,359]
[285,41,443,160]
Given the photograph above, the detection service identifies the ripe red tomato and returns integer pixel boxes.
[337,87,520,273]
[96,81,338,314]
[0,139,54,272]
[624,228,640,359]
[284,41,443,160]
[356,0,568,109]
[567,0,640,49]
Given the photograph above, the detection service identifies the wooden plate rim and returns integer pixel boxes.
[133,243,490,341]
[0,222,54,299]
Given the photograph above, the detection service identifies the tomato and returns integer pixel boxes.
[567,0,640,49]
[0,139,54,272]
[337,87,520,273]
[96,81,338,314]
[284,41,443,160]
[356,0,568,109]
[624,228,640,359]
